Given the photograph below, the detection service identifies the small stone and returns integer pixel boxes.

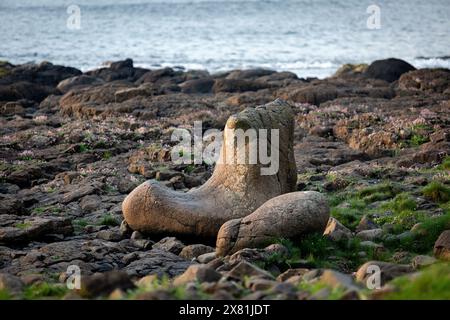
[179,244,215,260]
[411,255,437,269]
[302,269,323,282]
[108,288,126,300]
[276,268,310,282]
[119,220,132,237]
[173,264,222,286]
[136,274,159,288]
[226,261,274,281]
[323,217,353,241]
[0,273,24,296]
[130,230,143,240]
[356,228,383,241]
[198,252,217,264]
[356,215,378,232]
[264,243,289,257]
[79,271,135,298]
[434,230,450,261]
[152,237,185,255]
[319,269,361,292]
[79,194,102,213]
[132,239,154,250]
[96,230,122,242]
[247,278,277,291]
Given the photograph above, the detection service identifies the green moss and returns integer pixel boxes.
[23,282,68,300]
[14,222,31,229]
[385,193,417,212]
[98,214,120,227]
[298,281,346,300]
[422,181,450,203]
[438,156,450,171]
[409,134,429,147]
[102,151,112,160]
[330,202,365,230]
[73,218,88,227]
[32,205,61,215]
[275,235,384,272]
[383,263,450,300]
[0,289,12,300]
[409,211,450,252]
[357,183,396,203]
[78,143,90,153]
[374,193,423,231]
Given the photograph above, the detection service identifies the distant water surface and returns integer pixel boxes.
[0,0,449,78]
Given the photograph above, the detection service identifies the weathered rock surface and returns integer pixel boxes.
[216,191,329,256]
[122,99,297,238]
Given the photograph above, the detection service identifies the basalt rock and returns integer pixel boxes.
[365,58,416,83]
[216,191,330,256]
[122,99,297,238]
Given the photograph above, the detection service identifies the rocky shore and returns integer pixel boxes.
[0,58,449,300]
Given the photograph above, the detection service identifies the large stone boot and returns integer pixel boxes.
[122,99,297,238]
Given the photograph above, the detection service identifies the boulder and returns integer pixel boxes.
[365,58,415,82]
[216,191,329,256]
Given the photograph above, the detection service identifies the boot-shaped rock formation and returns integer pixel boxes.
[216,191,330,256]
[122,99,297,238]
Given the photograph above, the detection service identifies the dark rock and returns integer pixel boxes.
[79,271,135,298]
[57,75,105,93]
[225,69,275,80]
[398,68,450,93]
[123,249,191,278]
[180,78,214,94]
[152,237,185,255]
[0,215,73,244]
[365,58,415,82]
[79,194,102,213]
[212,79,267,93]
